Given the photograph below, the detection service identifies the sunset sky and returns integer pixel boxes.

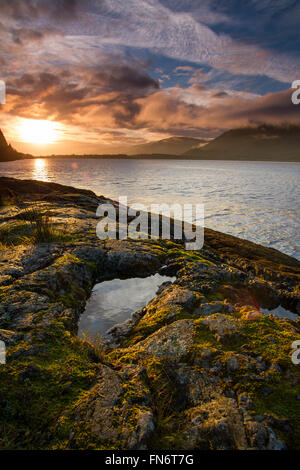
[1,0,300,155]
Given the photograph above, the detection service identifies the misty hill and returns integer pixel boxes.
[185,125,300,162]
[127,136,207,155]
[0,129,24,162]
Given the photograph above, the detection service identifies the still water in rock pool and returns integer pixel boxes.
[261,305,298,321]
[78,273,176,339]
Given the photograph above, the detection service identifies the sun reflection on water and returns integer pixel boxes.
[33,158,48,181]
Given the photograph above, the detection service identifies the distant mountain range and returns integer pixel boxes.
[185,125,300,162]
[1,125,300,162]
[127,136,208,155]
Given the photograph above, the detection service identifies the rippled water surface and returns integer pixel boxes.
[0,157,299,259]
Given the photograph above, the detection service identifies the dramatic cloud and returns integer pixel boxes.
[0,0,81,22]
[2,0,300,81]
[1,0,300,154]
[91,64,160,94]
[135,88,300,134]
[4,60,159,129]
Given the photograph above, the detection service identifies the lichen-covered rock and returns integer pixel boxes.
[0,328,22,345]
[72,364,123,442]
[136,320,195,362]
[0,177,300,451]
[127,410,155,450]
[198,301,227,316]
[68,364,154,449]
[200,314,240,341]
[184,396,248,450]
[226,354,240,373]
[239,305,262,321]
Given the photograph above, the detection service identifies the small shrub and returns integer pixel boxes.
[0,207,72,246]
[0,220,32,246]
[80,331,106,363]
[30,212,56,243]
[20,208,73,243]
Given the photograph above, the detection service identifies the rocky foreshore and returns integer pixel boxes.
[0,176,300,450]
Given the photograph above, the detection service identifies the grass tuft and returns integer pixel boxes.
[0,189,20,207]
[79,331,107,363]
[24,209,56,243]
[0,207,73,247]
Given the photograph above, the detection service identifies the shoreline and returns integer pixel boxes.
[0,177,300,450]
[2,154,300,163]
[0,166,298,262]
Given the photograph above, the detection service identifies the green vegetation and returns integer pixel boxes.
[0,177,300,450]
[0,321,100,449]
[0,208,75,247]
[80,331,107,363]
[0,189,20,207]
[20,208,71,244]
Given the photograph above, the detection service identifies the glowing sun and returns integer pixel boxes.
[18,119,59,144]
